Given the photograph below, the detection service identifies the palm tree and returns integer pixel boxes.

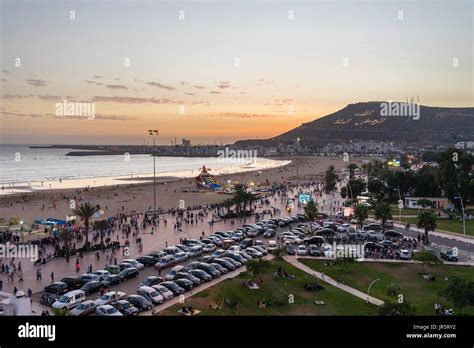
[93,219,110,246]
[374,201,392,232]
[72,202,99,247]
[246,259,271,278]
[347,163,358,179]
[303,200,318,234]
[416,210,437,244]
[271,246,287,261]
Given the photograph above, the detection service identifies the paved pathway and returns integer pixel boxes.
[285,256,384,306]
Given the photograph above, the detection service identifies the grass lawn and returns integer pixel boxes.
[400,217,474,237]
[159,259,378,316]
[300,259,474,315]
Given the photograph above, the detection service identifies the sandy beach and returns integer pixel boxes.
[0,156,363,226]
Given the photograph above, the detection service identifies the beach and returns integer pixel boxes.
[0,156,360,226]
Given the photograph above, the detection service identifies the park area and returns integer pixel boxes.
[300,259,474,315]
[159,259,378,316]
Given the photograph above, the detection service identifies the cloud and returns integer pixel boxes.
[193,85,206,90]
[217,81,231,89]
[1,94,35,100]
[147,81,175,90]
[85,80,96,84]
[191,101,209,105]
[105,84,128,90]
[210,91,222,94]
[0,78,7,82]
[0,110,43,118]
[91,96,181,104]
[25,79,47,87]
[37,95,63,101]
[185,92,195,96]
[1,70,9,74]
[197,112,286,119]
[92,75,102,79]
[0,109,136,121]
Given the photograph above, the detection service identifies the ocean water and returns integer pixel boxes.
[0,144,284,186]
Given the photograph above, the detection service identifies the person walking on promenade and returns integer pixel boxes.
[50,272,54,283]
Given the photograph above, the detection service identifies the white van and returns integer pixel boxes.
[52,290,85,310]
[164,246,181,255]
[164,265,185,281]
[188,245,203,258]
[137,286,164,305]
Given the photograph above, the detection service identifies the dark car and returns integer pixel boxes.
[139,276,163,288]
[286,245,297,255]
[173,278,194,291]
[212,258,236,271]
[136,256,157,267]
[309,245,321,256]
[440,249,458,262]
[160,281,185,296]
[263,229,276,238]
[385,230,404,239]
[101,274,122,287]
[60,276,82,291]
[196,263,221,278]
[174,272,201,286]
[112,300,139,316]
[44,282,68,295]
[210,262,229,274]
[239,238,254,249]
[118,267,139,280]
[80,280,102,295]
[378,240,397,249]
[222,256,242,267]
[126,295,152,312]
[188,269,212,282]
[224,252,247,264]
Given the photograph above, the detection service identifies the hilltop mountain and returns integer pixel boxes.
[235,102,474,148]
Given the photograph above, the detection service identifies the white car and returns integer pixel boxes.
[212,249,226,258]
[202,244,217,253]
[174,251,190,263]
[93,270,111,281]
[122,259,144,270]
[268,240,277,251]
[283,236,302,245]
[95,291,126,306]
[297,245,308,256]
[96,304,123,316]
[228,245,241,252]
[137,286,164,305]
[245,248,263,258]
[398,249,411,260]
[321,243,334,257]
[152,284,174,301]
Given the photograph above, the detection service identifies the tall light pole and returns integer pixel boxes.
[367,278,380,303]
[296,137,300,193]
[455,192,466,237]
[148,129,159,220]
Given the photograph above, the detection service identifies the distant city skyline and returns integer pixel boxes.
[0,0,472,145]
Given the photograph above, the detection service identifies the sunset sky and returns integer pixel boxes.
[0,0,472,145]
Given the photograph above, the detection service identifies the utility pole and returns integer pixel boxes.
[148,129,159,220]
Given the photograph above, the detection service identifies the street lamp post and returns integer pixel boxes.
[367,278,380,303]
[455,192,466,237]
[148,129,159,220]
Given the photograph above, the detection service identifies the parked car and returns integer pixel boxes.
[164,265,185,281]
[93,270,111,281]
[122,259,144,270]
[137,286,164,305]
[396,249,412,260]
[188,269,212,282]
[127,295,152,312]
[80,280,102,295]
[174,278,194,291]
[136,256,157,267]
[95,291,127,306]
[156,255,176,269]
[385,230,404,239]
[80,274,100,283]
[96,304,123,316]
[105,265,121,275]
[297,245,308,256]
[160,281,185,295]
[309,245,321,256]
[174,272,201,286]
[60,276,82,291]
[210,262,228,274]
[440,249,458,262]
[286,245,296,255]
[224,252,247,264]
[118,267,139,280]
[203,244,217,253]
[263,229,276,238]
[139,276,163,288]
[175,252,190,263]
[69,300,96,316]
[151,284,174,300]
[245,247,263,258]
[196,263,221,278]
[187,245,203,258]
[44,282,68,295]
[113,300,139,316]
[268,240,277,251]
[52,290,86,310]
[101,274,122,287]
